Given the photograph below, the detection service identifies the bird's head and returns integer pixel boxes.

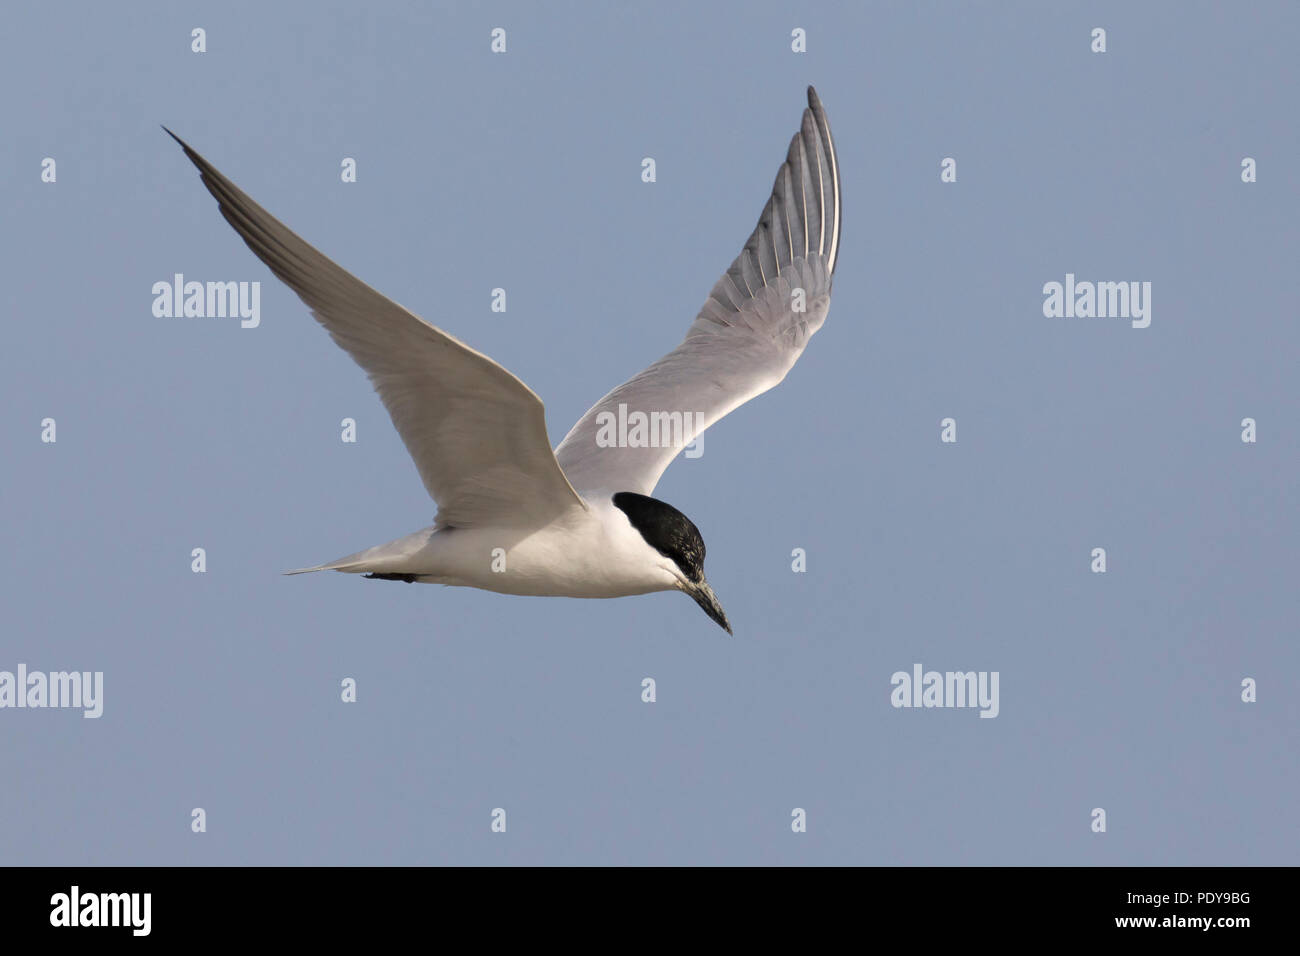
[612,491,732,635]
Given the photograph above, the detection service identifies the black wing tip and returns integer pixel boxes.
[806,88,830,128]
[805,87,832,134]
[808,85,833,119]
[162,125,202,165]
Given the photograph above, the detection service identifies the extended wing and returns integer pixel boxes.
[168,130,586,529]
[555,86,840,496]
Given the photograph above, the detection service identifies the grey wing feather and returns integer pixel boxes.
[166,129,586,529]
[556,87,841,496]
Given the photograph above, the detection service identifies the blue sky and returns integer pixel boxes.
[2,1,1297,864]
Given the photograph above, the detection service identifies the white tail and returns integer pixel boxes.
[281,529,437,577]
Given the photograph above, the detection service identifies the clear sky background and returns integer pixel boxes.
[2,1,1296,865]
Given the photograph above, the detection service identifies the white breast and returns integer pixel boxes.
[395,497,681,599]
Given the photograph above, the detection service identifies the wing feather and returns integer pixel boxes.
[556,87,841,496]
[166,129,586,528]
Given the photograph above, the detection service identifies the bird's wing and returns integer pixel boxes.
[555,86,840,497]
[167,130,586,530]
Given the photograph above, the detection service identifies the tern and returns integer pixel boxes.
[166,86,840,634]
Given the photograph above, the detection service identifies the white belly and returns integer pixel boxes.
[354,500,680,599]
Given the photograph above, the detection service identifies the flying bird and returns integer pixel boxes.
[166,86,840,634]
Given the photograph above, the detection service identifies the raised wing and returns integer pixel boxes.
[555,86,840,496]
[166,129,586,529]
